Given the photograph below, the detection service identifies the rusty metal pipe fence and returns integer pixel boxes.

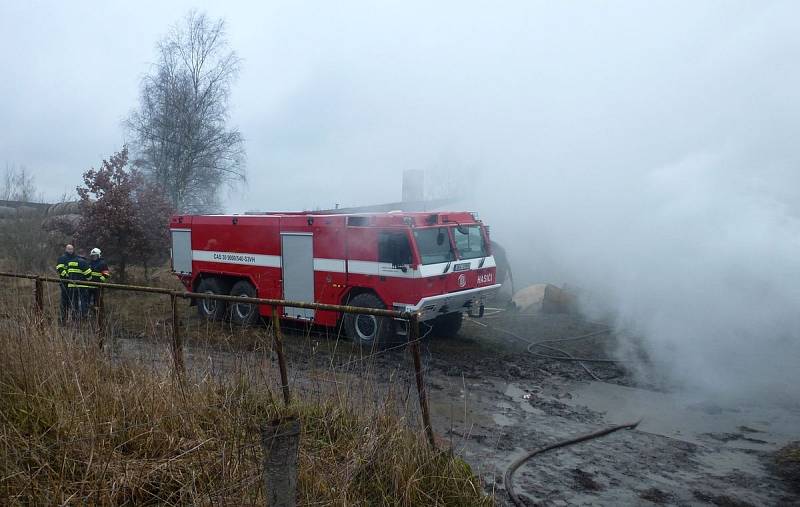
[0,271,436,449]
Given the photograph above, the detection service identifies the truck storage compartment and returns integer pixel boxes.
[171,229,192,274]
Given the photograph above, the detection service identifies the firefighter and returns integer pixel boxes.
[86,247,110,309]
[55,244,77,323]
[74,249,93,318]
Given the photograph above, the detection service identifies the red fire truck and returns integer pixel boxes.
[169,210,500,344]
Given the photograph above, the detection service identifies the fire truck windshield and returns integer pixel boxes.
[413,227,456,264]
[453,225,487,260]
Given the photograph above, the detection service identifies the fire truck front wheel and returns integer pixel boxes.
[196,278,227,321]
[229,280,259,326]
[343,292,391,347]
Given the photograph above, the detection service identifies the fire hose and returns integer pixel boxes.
[504,420,642,506]
[469,311,641,502]
[469,314,624,381]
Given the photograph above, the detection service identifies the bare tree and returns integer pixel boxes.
[127,10,245,213]
[1,163,40,202]
[0,164,54,272]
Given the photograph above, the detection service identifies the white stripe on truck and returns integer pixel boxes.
[192,250,495,279]
[313,258,346,273]
[192,250,282,268]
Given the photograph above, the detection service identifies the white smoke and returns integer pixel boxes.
[482,147,800,399]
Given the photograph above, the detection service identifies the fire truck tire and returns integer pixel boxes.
[196,278,227,321]
[343,292,391,347]
[432,312,463,338]
[229,280,259,326]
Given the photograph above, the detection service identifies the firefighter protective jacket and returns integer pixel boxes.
[55,252,74,280]
[88,258,111,286]
[55,253,91,288]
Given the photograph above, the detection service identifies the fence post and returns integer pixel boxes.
[271,306,291,406]
[408,313,436,449]
[261,416,301,507]
[96,287,106,349]
[170,294,185,375]
[33,276,44,325]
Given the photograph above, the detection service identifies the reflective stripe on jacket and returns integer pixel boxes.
[66,257,91,288]
[56,252,76,279]
[87,259,111,288]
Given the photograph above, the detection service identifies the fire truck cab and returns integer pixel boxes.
[170,211,500,344]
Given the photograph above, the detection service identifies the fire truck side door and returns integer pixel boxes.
[280,233,315,320]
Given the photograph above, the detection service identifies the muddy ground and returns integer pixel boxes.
[433,312,800,506]
[37,287,800,506]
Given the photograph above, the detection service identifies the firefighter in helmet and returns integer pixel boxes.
[86,247,110,309]
[55,244,92,322]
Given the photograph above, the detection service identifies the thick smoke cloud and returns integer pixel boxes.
[485,149,800,400]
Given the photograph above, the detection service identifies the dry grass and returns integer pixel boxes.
[0,215,64,274]
[0,308,491,505]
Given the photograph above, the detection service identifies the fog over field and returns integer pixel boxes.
[2,1,800,399]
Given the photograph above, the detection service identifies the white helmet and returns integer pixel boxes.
[90,248,102,257]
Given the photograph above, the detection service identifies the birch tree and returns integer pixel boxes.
[127,10,245,213]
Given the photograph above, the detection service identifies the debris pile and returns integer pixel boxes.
[512,283,575,314]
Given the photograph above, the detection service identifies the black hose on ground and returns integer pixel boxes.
[535,328,611,344]
[526,342,606,381]
[503,420,642,506]
[479,322,622,381]
[525,329,622,380]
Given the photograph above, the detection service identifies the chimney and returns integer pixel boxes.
[402,170,425,202]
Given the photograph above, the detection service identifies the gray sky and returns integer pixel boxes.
[4,1,797,212]
[3,1,800,398]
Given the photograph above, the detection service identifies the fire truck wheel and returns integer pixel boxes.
[343,292,390,347]
[229,280,259,326]
[432,312,463,338]
[196,278,227,321]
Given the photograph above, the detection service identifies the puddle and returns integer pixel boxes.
[694,447,765,475]
[504,384,528,399]
[492,413,515,426]
[504,383,545,415]
[563,381,800,450]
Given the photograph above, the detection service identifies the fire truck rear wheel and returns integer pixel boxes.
[343,292,390,347]
[432,312,463,338]
[196,278,227,321]
[229,280,259,326]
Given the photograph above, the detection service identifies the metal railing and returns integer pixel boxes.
[0,271,435,449]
